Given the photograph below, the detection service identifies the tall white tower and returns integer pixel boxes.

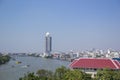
[44,32,52,56]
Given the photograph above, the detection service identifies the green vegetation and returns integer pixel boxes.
[0,55,11,65]
[19,66,92,80]
[19,66,120,80]
[94,68,120,80]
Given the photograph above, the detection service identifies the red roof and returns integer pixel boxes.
[70,58,120,69]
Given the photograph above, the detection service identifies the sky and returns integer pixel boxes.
[0,0,120,53]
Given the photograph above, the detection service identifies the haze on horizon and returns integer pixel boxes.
[0,0,120,53]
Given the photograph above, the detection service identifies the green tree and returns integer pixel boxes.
[95,68,120,80]
[19,66,94,80]
[112,71,120,80]
[0,55,10,65]
[54,66,69,80]
[64,69,92,80]
[19,72,39,80]
[36,69,53,80]
[64,69,84,80]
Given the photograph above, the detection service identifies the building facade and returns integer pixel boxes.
[44,32,52,56]
[70,58,120,78]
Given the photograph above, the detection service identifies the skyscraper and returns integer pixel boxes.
[45,32,52,56]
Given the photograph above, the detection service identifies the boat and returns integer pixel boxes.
[16,61,22,64]
[21,65,30,68]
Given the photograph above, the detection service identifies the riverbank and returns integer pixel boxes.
[0,55,11,65]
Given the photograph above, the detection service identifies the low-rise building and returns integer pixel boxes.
[70,58,120,78]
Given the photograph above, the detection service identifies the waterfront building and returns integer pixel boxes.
[44,32,52,57]
[70,58,120,77]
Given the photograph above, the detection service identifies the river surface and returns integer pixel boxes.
[0,56,70,80]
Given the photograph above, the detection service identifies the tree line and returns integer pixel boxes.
[0,55,11,65]
[19,66,120,80]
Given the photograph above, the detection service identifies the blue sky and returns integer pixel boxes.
[0,0,120,53]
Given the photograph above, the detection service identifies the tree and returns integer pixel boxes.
[54,66,69,80]
[36,69,53,80]
[19,66,94,80]
[64,69,92,80]
[64,69,84,80]
[95,68,120,80]
[112,70,120,80]
[0,55,10,65]
[19,72,39,80]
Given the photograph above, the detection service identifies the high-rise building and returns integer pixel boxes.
[44,32,52,56]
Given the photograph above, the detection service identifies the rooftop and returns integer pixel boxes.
[70,58,120,70]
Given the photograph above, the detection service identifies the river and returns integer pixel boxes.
[0,56,70,80]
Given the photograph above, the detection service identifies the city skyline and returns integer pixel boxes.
[0,0,120,53]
